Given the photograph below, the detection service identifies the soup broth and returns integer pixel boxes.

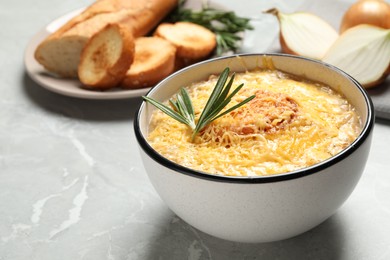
[147,69,361,176]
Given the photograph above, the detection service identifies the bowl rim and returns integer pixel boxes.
[134,53,375,183]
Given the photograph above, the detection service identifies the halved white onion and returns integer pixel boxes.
[323,25,390,88]
[266,8,339,59]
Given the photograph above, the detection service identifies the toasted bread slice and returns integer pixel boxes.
[120,37,176,89]
[78,23,135,89]
[154,22,216,60]
[34,0,178,78]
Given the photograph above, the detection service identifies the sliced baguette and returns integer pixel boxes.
[35,10,134,78]
[78,23,135,89]
[34,0,177,78]
[120,37,176,89]
[154,22,216,60]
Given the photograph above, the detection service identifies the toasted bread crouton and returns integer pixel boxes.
[154,22,216,60]
[120,37,176,89]
[78,23,135,89]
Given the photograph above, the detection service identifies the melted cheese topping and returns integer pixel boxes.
[147,69,361,176]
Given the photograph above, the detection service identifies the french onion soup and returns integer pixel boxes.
[146,69,361,176]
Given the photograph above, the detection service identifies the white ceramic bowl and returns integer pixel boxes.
[134,54,374,243]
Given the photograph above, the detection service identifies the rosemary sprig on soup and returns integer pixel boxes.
[143,67,255,141]
[144,68,361,177]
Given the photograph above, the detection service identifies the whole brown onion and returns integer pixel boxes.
[340,0,390,33]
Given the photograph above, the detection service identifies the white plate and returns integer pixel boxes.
[24,2,253,100]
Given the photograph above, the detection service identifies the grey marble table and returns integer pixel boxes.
[1,0,390,259]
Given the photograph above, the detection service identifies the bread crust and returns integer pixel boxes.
[78,23,135,89]
[120,37,176,89]
[34,0,178,78]
[154,22,216,60]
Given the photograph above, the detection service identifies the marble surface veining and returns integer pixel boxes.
[1,0,390,259]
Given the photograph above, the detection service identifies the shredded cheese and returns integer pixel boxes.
[147,69,361,176]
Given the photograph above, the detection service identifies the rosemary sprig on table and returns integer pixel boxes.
[168,0,253,56]
[142,68,256,141]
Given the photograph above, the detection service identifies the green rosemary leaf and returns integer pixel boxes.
[175,89,196,129]
[201,82,244,124]
[198,83,255,129]
[180,88,195,122]
[212,95,255,121]
[212,72,235,110]
[175,94,188,117]
[169,99,179,112]
[196,67,230,127]
[142,96,190,127]
[224,82,245,103]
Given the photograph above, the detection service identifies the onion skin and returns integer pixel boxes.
[340,0,390,33]
[279,32,298,56]
[364,64,390,88]
[265,9,297,55]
